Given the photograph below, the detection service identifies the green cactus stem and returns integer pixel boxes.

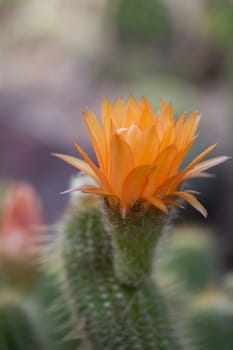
[103,202,166,286]
[60,204,181,350]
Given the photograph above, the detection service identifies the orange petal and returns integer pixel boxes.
[52,153,99,183]
[78,185,117,199]
[72,142,111,191]
[122,164,156,206]
[123,96,140,128]
[182,112,200,145]
[163,144,219,189]
[83,110,106,170]
[101,98,112,145]
[138,97,155,129]
[156,173,182,197]
[164,199,184,209]
[159,123,175,151]
[101,98,111,126]
[144,196,168,214]
[123,124,141,149]
[134,124,158,166]
[175,111,186,146]
[110,133,134,197]
[168,191,207,218]
[143,145,177,197]
[112,98,126,128]
[185,144,217,171]
[184,155,230,180]
[159,100,173,125]
[169,139,194,175]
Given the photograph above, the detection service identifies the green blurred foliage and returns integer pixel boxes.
[204,2,233,90]
[113,0,172,44]
[157,228,218,295]
[156,226,233,350]
[189,293,233,350]
[205,2,233,50]
[0,0,26,9]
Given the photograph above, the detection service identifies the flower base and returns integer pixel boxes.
[103,202,166,286]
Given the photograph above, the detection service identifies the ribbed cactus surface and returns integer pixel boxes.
[0,296,45,350]
[188,291,233,350]
[156,227,233,350]
[61,206,181,350]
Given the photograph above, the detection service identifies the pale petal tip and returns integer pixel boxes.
[51,152,60,158]
[216,155,231,165]
[51,152,68,162]
[119,205,128,219]
[59,187,81,195]
[201,207,208,219]
[59,189,72,195]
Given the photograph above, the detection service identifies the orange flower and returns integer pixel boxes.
[54,97,229,217]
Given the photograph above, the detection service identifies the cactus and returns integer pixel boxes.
[156,226,233,350]
[0,291,46,350]
[156,226,218,299]
[58,202,181,349]
[188,290,233,350]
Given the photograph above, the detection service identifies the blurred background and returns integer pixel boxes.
[0,0,232,264]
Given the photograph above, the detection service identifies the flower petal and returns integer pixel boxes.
[175,111,186,146]
[134,125,158,166]
[122,164,156,207]
[143,145,177,197]
[123,96,141,128]
[138,97,155,129]
[72,142,112,191]
[169,139,194,175]
[110,133,134,197]
[182,112,200,144]
[164,199,184,209]
[52,153,99,183]
[144,196,168,214]
[184,155,230,180]
[124,124,141,149]
[83,110,106,170]
[185,144,217,171]
[112,98,126,128]
[159,123,175,151]
[168,191,207,218]
[101,99,112,142]
[78,185,118,199]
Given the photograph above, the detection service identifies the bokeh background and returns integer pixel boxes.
[0,0,232,264]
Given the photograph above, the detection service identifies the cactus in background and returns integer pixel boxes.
[0,293,44,350]
[156,226,233,350]
[0,182,79,350]
[0,182,49,350]
[156,227,218,299]
[188,291,233,350]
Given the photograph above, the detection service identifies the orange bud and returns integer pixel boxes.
[0,182,44,263]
